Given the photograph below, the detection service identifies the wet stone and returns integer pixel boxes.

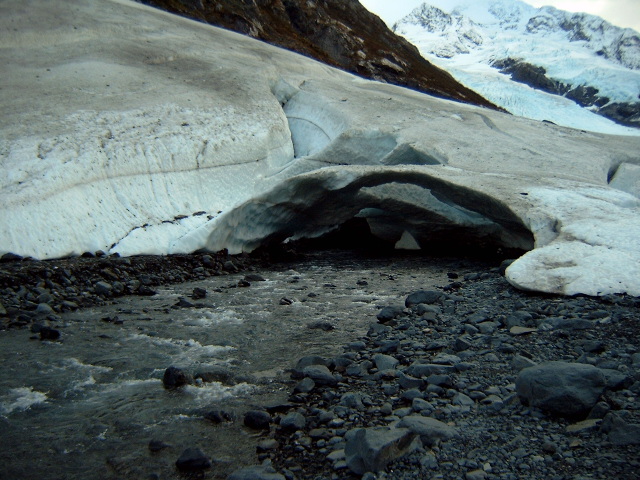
[175,447,211,472]
[244,410,271,430]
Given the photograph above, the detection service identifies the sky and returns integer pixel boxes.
[360,0,640,32]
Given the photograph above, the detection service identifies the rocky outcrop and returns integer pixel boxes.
[493,57,640,128]
[138,0,499,109]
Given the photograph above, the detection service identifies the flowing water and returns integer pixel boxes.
[0,252,478,479]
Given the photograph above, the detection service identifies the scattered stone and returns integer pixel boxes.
[510,326,537,335]
[149,440,171,452]
[192,287,207,299]
[302,365,338,386]
[39,326,61,341]
[405,290,443,307]
[293,377,315,394]
[345,427,420,475]
[377,306,404,322]
[227,465,286,480]
[162,366,193,389]
[244,273,266,282]
[516,361,606,417]
[279,412,306,431]
[94,281,112,296]
[244,410,271,430]
[601,413,640,446]
[398,415,459,447]
[279,297,293,305]
[511,354,537,371]
[175,447,211,472]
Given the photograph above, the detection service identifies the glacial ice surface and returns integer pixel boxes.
[1,0,640,297]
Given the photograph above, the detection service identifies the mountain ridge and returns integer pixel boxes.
[393,0,640,131]
[137,0,500,110]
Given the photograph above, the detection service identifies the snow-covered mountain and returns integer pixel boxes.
[392,0,640,135]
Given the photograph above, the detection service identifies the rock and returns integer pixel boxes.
[223,261,238,272]
[244,410,271,430]
[244,273,266,282]
[509,326,537,335]
[162,366,193,389]
[293,377,315,394]
[280,412,306,431]
[1,252,23,262]
[94,281,112,296]
[204,410,234,424]
[516,361,606,417]
[373,354,398,372]
[598,368,632,390]
[174,297,195,308]
[345,427,420,475]
[0,301,6,316]
[565,418,601,434]
[302,365,338,386]
[397,371,424,389]
[377,306,404,322]
[405,290,443,307]
[35,303,54,315]
[511,354,537,371]
[601,413,640,446]
[398,415,459,447]
[175,447,211,472]
[195,368,236,385]
[466,469,488,480]
[39,327,60,341]
[192,287,207,299]
[227,465,286,480]
[148,439,171,452]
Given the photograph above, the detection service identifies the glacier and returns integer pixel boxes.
[392,0,640,135]
[1,0,640,297]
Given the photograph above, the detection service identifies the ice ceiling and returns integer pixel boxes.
[1,0,639,296]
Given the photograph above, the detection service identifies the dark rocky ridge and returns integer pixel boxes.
[137,0,500,109]
[492,57,640,128]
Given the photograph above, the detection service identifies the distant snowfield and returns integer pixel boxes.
[393,0,640,136]
[1,0,639,296]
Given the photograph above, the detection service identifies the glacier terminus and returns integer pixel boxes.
[1,0,639,297]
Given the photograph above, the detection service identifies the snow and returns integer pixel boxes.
[393,0,640,135]
[1,0,640,297]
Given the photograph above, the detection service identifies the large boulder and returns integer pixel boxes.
[516,361,606,418]
[345,427,420,475]
[398,415,459,447]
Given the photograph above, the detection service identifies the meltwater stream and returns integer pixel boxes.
[0,252,475,480]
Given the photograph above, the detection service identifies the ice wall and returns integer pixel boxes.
[1,0,640,297]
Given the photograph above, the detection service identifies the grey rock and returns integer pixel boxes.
[405,290,443,307]
[398,415,459,447]
[302,365,338,386]
[511,354,537,371]
[454,336,473,352]
[35,303,54,315]
[587,401,611,419]
[94,281,112,296]
[175,447,211,472]
[405,363,456,377]
[345,427,420,475]
[431,353,461,365]
[377,306,404,322]
[373,354,398,371]
[453,392,475,406]
[0,301,6,316]
[280,412,306,431]
[598,368,632,390]
[162,366,193,389]
[516,361,606,417]
[466,470,488,480]
[540,317,594,330]
[340,392,365,410]
[397,371,424,389]
[601,413,640,446]
[293,377,315,393]
[227,465,286,480]
[244,410,271,430]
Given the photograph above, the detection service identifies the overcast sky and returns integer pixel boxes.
[360,0,640,32]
